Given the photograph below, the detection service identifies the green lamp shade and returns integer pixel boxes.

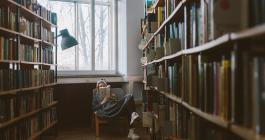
[60,29,78,50]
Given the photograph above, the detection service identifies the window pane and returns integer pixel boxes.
[77,4,92,70]
[50,2,76,70]
[95,4,112,70]
[96,0,109,2]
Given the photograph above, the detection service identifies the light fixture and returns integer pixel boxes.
[57,29,78,50]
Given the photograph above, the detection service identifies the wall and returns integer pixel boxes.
[126,0,145,77]
[118,0,145,78]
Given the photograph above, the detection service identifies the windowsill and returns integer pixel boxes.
[57,75,128,84]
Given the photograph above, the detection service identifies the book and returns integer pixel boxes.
[98,86,111,99]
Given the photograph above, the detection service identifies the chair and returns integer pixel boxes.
[92,88,128,137]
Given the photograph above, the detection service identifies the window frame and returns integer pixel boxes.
[49,0,118,77]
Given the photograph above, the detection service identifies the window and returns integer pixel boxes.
[43,0,116,75]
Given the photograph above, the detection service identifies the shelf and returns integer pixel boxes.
[21,85,43,92]
[0,89,20,96]
[20,61,42,65]
[43,83,57,88]
[42,63,57,66]
[0,101,58,129]
[28,121,58,140]
[143,0,185,50]
[153,0,164,9]
[19,5,42,21]
[230,124,265,140]
[148,87,265,139]
[42,18,57,29]
[145,50,184,66]
[160,91,182,104]
[230,24,265,40]
[42,40,56,47]
[182,101,229,128]
[6,0,20,7]
[184,34,230,54]
[150,87,229,128]
[20,33,41,42]
[0,27,19,36]
[0,60,20,64]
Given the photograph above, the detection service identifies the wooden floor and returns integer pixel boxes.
[43,121,150,140]
[43,127,149,140]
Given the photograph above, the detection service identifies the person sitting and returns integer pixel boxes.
[92,79,140,140]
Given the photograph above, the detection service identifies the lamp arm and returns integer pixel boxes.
[56,34,62,38]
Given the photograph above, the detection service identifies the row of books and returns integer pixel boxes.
[0,89,55,123]
[18,0,55,24]
[249,0,265,26]
[145,0,265,51]
[152,94,242,140]
[19,17,40,39]
[19,0,38,12]
[17,91,41,116]
[0,36,18,60]
[182,55,231,120]
[147,51,265,135]
[42,70,54,85]
[19,43,40,62]
[41,27,55,44]
[42,46,54,64]
[0,107,57,140]
[0,6,17,31]
[41,87,54,108]
[0,69,55,92]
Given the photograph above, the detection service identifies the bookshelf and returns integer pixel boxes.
[140,0,265,140]
[0,0,58,139]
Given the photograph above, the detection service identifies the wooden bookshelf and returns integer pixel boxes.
[143,0,185,50]
[28,121,58,140]
[141,0,265,139]
[0,0,58,139]
[0,101,58,129]
[150,87,229,128]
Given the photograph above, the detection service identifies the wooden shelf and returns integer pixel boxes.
[19,5,42,21]
[42,40,56,47]
[182,101,229,128]
[21,85,43,92]
[0,27,19,36]
[143,0,185,50]
[0,60,20,64]
[0,101,58,129]
[0,89,20,96]
[148,87,265,140]
[20,33,41,42]
[28,121,58,140]
[43,83,57,88]
[160,91,182,104]
[0,84,57,96]
[184,34,230,54]
[151,87,229,128]
[42,18,57,29]
[230,24,265,40]
[230,124,265,140]
[153,0,164,9]
[42,63,57,66]
[20,61,42,65]
[6,0,20,7]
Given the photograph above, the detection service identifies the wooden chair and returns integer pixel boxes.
[92,88,128,137]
